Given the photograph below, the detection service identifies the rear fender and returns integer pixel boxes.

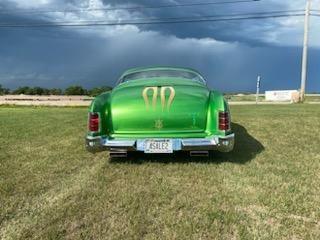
[88,91,112,137]
[206,91,232,136]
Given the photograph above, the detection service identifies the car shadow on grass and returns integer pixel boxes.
[213,123,265,164]
[110,123,264,164]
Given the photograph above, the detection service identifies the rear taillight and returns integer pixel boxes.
[88,113,99,132]
[219,111,230,131]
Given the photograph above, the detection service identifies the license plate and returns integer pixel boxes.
[144,139,173,154]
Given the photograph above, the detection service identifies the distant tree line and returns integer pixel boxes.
[0,85,112,97]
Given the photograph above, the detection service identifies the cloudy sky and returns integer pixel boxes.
[0,0,320,92]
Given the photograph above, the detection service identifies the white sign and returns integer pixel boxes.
[265,90,299,102]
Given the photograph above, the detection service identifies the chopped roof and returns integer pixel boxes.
[120,66,203,79]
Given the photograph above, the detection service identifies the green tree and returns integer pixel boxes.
[0,85,10,95]
[88,86,112,97]
[49,88,63,95]
[64,86,88,95]
[12,86,31,95]
[29,87,45,95]
[42,88,50,95]
[11,86,51,95]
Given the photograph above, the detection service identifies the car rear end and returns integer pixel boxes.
[86,89,234,157]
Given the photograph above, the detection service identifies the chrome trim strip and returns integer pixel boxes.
[182,138,217,147]
[104,139,136,147]
[86,136,102,140]
[219,133,235,140]
[86,133,235,153]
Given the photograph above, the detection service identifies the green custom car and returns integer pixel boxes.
[86,67,234,157]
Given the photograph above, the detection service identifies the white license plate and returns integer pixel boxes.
[144,139,173,154]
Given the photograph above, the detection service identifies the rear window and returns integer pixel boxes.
[120,70,206,84]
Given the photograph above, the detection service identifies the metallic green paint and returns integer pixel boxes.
[111,78,208,134]
[87,67,232,140]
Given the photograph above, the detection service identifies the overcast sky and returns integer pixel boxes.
[0,0,320,92]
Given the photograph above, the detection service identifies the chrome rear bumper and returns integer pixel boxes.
[86,134,235,154]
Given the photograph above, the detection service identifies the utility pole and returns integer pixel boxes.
[256,75,261,105]
[300,0,312,102]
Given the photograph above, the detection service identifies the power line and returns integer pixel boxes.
[0,10,305,26]
[0,0,260,15]
[68,10,306,23]
[0,13,305,29]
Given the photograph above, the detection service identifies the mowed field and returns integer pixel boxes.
[0,105,320,240]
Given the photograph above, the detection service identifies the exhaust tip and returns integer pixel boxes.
[189,151,209,157]
[110,151,128,158]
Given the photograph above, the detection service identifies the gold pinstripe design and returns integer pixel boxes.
[142,86,175,111]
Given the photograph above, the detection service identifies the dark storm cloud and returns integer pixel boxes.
[1,25,317,92]
[101,0,289,46]
[0,0,319,93]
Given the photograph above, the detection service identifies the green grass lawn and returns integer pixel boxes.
[1,105,320,239]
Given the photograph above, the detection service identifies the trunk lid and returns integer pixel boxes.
[110,78,209,134]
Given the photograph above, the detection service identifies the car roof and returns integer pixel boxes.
[120,66,204,79]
